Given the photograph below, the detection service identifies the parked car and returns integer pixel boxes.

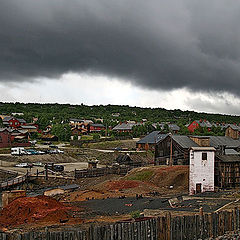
[113,147,122,151]
[37,150,45,155]
[33,162,43,167]
[49,145,58,149]
[15,163,33,168]
[26,149,38,155]
[45,163,64,172]
[56,149,64,154]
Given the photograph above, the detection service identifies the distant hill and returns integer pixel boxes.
[0,102,239,126]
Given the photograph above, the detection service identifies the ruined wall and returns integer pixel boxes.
[189,149,215,195]
[2,190,26,208]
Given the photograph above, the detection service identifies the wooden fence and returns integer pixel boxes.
[74,166,132,179]
[0,208,240,239]
[0,173,28,191]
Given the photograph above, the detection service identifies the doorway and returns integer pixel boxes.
[196,183,202,194]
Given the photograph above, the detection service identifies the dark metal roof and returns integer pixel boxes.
[208,136,240,148]
[168,124,180,131]
[113,122,140,131]
[217,154,240,162]
[21,125,37,129]
[69,118,84,122]
[226,124,240,131]
[17,118,26,123]
[225,149,240,155]
[137,131,168,144]
[90,123,105,128]
[172,135,199,148]
[2,116,13,121]
[195,120,212,128]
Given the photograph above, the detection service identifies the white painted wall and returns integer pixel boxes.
[189,150,215,195]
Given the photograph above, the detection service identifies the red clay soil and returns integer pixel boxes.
[0,195,76,228]
[106,180,140,190]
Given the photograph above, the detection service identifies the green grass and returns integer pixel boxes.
[126,170,154,181]
[87,140,122,149]
[81,135,94,140]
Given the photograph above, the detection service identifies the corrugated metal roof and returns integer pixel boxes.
[226,124,240,131]
[137,131,168,144]
[168,124,180,131]
[225,149,240,155]
[21,125,37,129]
[172,135,199,148]
[2,116,13,121]
[217,154,240,162]
[90,123,105,128]
[208,136,240,148]
[112,122,140,131]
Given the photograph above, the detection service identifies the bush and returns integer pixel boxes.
[93,134,100,140]
[130,210,141,219]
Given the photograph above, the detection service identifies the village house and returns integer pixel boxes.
[19,125,38,133]
[0,128,30,148]
[2,116,26,129]
[41,134,58,142]
[11,112,24,116]
[155,135,240,165]
[189,147,215,195]
[214,146,240,188]
[89,123,105,133]
[188,120,212,133]
[112,121,142,133]
[225,124,240,140]
[153,133,240,189]
[152,122,180,134]
[69,118,84,127]
[168,124,180,134]
[136,131,168,151]
[112,113,120,117]
[70,127,87,140]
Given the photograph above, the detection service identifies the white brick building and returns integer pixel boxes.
[189,147,215,195]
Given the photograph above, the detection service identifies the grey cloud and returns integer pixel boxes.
[1,0,240,96]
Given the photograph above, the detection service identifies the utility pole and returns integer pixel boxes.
[154,134,157,165]
[169,133,173,166]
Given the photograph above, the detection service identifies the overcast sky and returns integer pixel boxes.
[1,0,240,115]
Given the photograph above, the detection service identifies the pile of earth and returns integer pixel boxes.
[106,180,140,190]
[0,195,77,228]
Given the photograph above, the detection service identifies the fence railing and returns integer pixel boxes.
[0,173,28,191]
[1,208,239,239]
[74,166,133,178]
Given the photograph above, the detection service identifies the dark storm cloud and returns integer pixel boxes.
[1,0,240,95]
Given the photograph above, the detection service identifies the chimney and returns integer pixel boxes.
[190,136,210,147]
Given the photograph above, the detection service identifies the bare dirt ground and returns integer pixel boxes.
[1,164,240,232]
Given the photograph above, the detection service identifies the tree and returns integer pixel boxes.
[51,124,71,141]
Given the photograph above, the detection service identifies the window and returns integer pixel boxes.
[202,152,207,160]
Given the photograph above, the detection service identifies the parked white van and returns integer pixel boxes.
[11,147,26,156]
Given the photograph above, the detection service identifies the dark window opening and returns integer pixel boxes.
[202,152,207,160]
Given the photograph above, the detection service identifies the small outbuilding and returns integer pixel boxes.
[189,147,215,195]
